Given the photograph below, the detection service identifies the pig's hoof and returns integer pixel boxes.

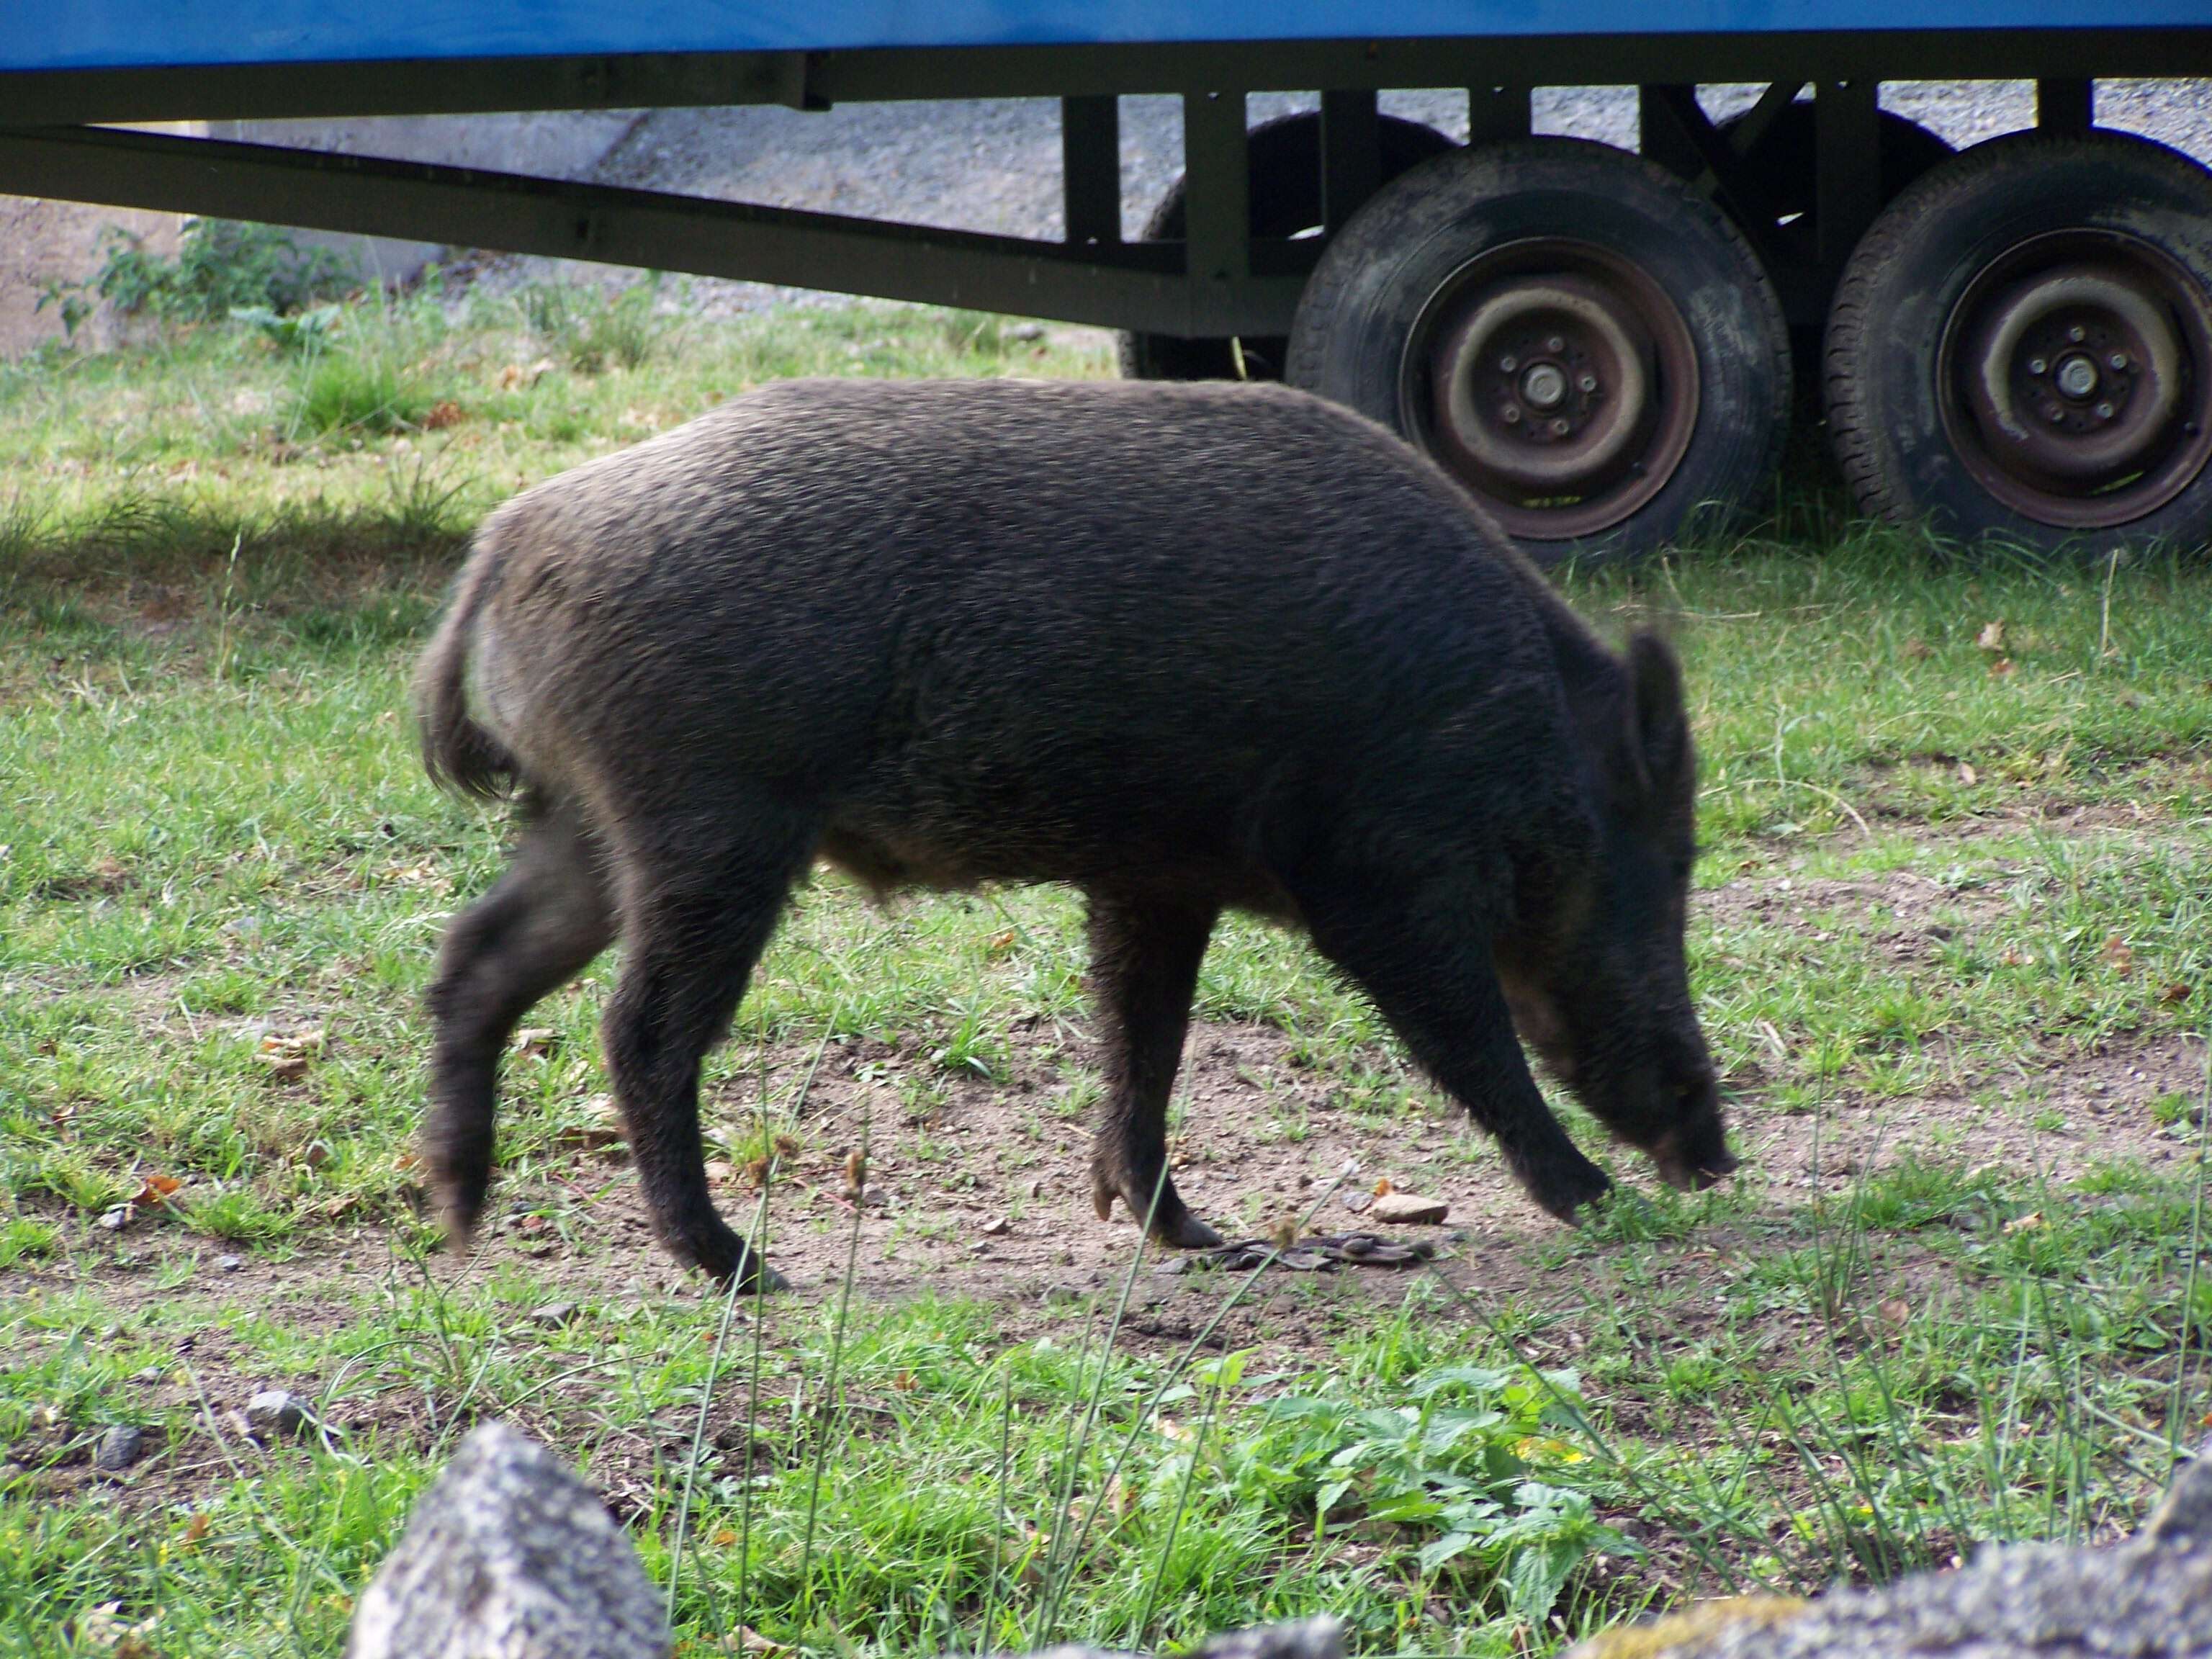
[703,1249,786,1295]
[1151,1213,1225,1251]
[673,1218,784,1292]
[1527,1162,1613,1226]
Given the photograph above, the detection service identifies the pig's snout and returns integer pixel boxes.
[1646,1081,1737,1191]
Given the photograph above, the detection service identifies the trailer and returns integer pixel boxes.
[8,6,2212,559]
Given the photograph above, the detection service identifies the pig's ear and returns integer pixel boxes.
[1626,631,1693,804]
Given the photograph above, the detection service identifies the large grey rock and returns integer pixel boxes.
[347,1421,670,1659]
[1571,1447,2212,1658]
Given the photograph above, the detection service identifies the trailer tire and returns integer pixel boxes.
[1287,138,1790,566]
[1117,111,1455,383]
[1826,130,2212,552]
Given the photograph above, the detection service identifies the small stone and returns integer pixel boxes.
[1368,1192,1449,1226]
[1042,1283,1084,1305]
[217,1254,243,1273]
[96,1204,132,1231]
[222,914,264,939]
[131,1367,162,1385]
[244,1389,306,1437]
[94,1424,146,1471]
[1009,322,1046,342]
[979,1215,1011,1236]
[531,1302,580,1328]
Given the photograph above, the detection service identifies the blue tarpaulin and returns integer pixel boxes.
[9,0,2212,73]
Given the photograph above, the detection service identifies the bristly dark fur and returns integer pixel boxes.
[415,376,1731,1290]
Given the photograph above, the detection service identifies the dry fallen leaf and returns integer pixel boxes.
[2000,948,2029,968]
[986,927,1017,958]
[1988,657,2017,678]
[1372,1175,1396,1196]
[1105,1473,1136,1521]
[1901,638,1934,661]
[2103,934,2135,975]
[711,1527,738,1547]
[131,1173,182,1209]
[1975,620,2006,652]
[2004,1212,2044,1235]
[421,399,465,430]
[1876,1297,1912,1328]
[1957,761,1979,786]
[511,1027,555,1056]
[891,1370,918,1393]
[2161,984,2194,1005]
[736,1627,788,1658]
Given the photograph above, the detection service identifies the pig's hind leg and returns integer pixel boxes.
[1085,891,1223,1250]
[1291,876,1614,1223]
[426,795,616,1249]
[601,809,816,1291]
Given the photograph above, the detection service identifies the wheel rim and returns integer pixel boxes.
[1939,230,2212,528]
[1402,238,1700,540]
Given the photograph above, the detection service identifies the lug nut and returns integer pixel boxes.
[1546,336,1565,354]
[2068,325,2087,343]
[2095,402,2115,419]
[1499,355,1518,372]
[2110,352,2129,371]
[1502,406,1521,423]
[1578,374,1599,392]
[1550,418,1570,436]
[2028,357,2048,375]
[2046,405,2065,423]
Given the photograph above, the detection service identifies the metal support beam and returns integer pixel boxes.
[1465,84,1532,147]
[2037,78,2095,132]
[0,123,1312,337]
[1642,84,1786,251]
[1182,90,1251,287]
[1321,89,1381,235]
[1815,78,1883,273]
[1639,84,1707,180]
[1061,95,1121,246]
[1729,80,1809,156]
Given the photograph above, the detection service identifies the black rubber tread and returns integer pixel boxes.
[1824,128,2212,550]
[1285,138,1792,567]
[1116,111,1456,384]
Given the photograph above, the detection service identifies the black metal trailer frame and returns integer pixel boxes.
[11,32,2212,559]
[4,37,2205,340]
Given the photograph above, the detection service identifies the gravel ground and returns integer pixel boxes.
[457,80,2212,316]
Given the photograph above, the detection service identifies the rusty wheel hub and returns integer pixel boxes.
[1408,239,1699,539]
[1942,231,2212,528]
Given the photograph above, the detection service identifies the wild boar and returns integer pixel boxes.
[415,377,1732,1290]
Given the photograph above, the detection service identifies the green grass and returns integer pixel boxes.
[4,285,2211,1657]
